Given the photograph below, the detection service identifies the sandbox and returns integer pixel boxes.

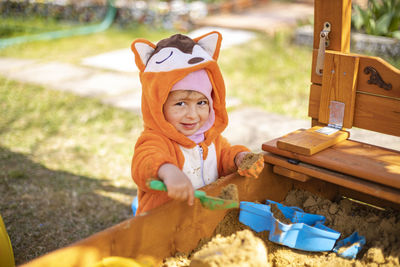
[163,189,400,267]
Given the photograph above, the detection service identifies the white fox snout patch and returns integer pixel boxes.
[131,31,222,72]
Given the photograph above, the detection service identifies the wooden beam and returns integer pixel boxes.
[311,0,352,84]
[313,0,352,52]
[318,51,359,128]
[263,136,400,190]
[264,152,400,205]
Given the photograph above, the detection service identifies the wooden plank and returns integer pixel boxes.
[263,134,400,190]
[358,56,400,99]
[309,85,400,136]
[264,152,400,205]
[20,170,293,267]
[353,93,400,137]
[273,165,311,182]
[318,51,359,128]
[313,0,351,52]
[277,126,349,155]
[308,83,321,119]
[311,0,352,83]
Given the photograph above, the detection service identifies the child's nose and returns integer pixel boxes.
[186,105,198,119]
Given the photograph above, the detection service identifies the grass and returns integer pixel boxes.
[0,24,175,64]
[0,22,179,264]
[0,76,144,264]
[1,17,399,265]
[0,17,79,38]
[0,24,313,264]
[220,32,312,118]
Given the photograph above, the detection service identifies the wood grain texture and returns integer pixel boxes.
[20,170,293,267]
[308,83,321,119]
[318,51,359,128]
[353,93,400,137]
[263,133,400,190]
[309,78,400,137]
[313,0,351,51]
[311,0,351,82]
[358,56,400,99]
[264,152,400,205]
[273,165,311,182]
[277,126,349,155]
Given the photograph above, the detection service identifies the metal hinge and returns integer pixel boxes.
[316,101,345,135]
[315,22,331,76]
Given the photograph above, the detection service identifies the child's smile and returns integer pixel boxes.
[163,90,210,137]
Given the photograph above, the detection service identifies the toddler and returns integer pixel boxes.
[131,32,262,214]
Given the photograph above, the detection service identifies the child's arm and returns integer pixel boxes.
[132,132,177,191]
[158,163,195,206]
[217,135,250,176]
[216,136,264,178]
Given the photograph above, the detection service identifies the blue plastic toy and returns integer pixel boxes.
[239,200,341,252]
[333,231,366,259]
[131,196,139,216]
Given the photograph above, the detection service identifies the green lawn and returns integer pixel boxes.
[0,24,174,63]
[219,32,312,118]
[1,18,399,265]
[0,17,78,38]
[0,24,313,264]
[0,76,143,264]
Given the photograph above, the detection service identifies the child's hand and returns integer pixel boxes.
[157,163,195,206]
[236,152,264,179]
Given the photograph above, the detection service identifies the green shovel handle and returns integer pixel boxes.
[149,180,167,191]
[149,180,206,198]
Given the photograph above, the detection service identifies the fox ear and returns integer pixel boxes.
[194,31,222,60]
[131,39,156,72]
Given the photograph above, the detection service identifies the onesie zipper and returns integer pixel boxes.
[198,145,206,186]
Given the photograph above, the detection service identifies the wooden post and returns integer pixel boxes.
[311,0,352,85]
[318,51,359,128]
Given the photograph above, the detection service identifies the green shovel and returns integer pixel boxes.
[149,180,239,210]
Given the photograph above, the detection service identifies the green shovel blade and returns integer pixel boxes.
[197,195,239,210]
[149,180,239,210]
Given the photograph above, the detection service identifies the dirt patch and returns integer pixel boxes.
[163,189,400,266]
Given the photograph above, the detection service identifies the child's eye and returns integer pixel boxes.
[175,101,185,106]
[198,100,208,106]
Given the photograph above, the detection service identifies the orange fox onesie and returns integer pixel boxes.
[131,31,249,214]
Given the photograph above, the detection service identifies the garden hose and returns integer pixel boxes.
[0,0,116,49]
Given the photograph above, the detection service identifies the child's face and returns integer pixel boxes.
[163,90,210,137]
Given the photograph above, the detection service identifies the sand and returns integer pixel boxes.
[163,189,400,267]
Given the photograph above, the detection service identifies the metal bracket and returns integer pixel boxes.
[316,101,345,135]
[315,22,331,76]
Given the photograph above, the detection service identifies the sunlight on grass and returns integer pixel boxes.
[0,76,142,182]
[0,17,78,38]
[0,25,174,64]
[1,75,146,264]
[220,32,312,118]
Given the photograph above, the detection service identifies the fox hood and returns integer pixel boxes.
[131,32,249,214]
[131,31,227,148]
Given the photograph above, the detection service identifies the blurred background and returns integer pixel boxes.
[0,0,399,265]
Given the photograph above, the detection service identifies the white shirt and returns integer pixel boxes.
[179,143,219,189]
